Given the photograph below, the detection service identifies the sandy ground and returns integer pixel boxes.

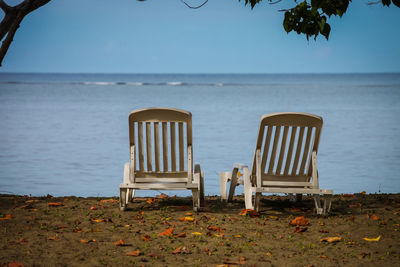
[0,193,399,266]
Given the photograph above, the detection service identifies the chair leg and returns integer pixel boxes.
[219,172,230,201]
[323,195,332,214]
[313,194,324,215]
[200,171,205,205]
[244,172,254,210]
[120,188,127,211]
[191,189,200,212]
[128,189,135,203]
[228,168,239,202]
[254,192,261,211]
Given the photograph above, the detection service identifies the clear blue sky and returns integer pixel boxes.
[1,0,399,73]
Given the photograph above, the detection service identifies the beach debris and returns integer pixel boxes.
[141,235,151,242]
[0,214,12,220]
[239,209,260,218]
[173,232,186,238]
[214,233,224,237]
[207,226,222,232]
[126,250,141,256]
[295,226,308,233]
[18,238,28,244]
[146,197,158,204]
[91,219,104,223]
[90,206,97,210]
[172,246,191,254]
[290,216,309,226]
[320,237,342,243]
[80,239,96,243]
[48,202,62,207]
[114,239,129,246]
[363,235,381,242]
[372,214,380,220]
[48,235,58,240]
[179,216,195,222]
[191,232,202,235]
[158,227,174,236]
[7,262,24,267]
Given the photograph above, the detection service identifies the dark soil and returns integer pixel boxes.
[1,193,399,266]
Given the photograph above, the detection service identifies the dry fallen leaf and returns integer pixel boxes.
[158,227,174,236]
[349,203,362,208]
[207,226,222,232]
[320,237,342,243]
[295,226,308,233]
[80,239,96,243]
[372,214,380,220]
[191,232,202,235]
[141,235,150,242]
[146,197,158,204]
[318,255,328,259]
[48,235,58,240]
[114,239,126,246]
[0,214,12,220]
[126,250,140,256]
[214,233,225,237]
[91,219,104,223]
[179,217,195,222]
[7,262,24,267]
[48,202,62,207]
[172,246,191,254]
[290,216,309,226]
[100,199,118,203]
[174,232,186,238]
[18,238,28,244]
[186,212,193,216]
[363,235,381,242]
[239,209,260,218]
[90,206,97,210]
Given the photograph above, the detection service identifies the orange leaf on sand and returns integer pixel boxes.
[172,246,191,254]
[239,209,260,218]
[141,235,151,242]
[364,235,381,242]
[0,214,12,220]
[126,250,140,256]
[156,193,168,199]
[48,235,58,240]
[320,237,342,243]
[90,206,97,210]
[372,214,380,220]
[158,227,174,236]
[186,212,193,216]
[48,202,62,207]
[7,263,24,267]
[290,216,309,226]
[91,219,104,223]
[146,198,158,204]
[295,226,308,233]
[80,239,96,243]
[207,226,222,232]
[18,238,28,244]
[174,232,186,238]
[114,239,126,246]
[179,217,195,222]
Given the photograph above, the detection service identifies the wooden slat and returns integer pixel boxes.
[299,127,313,174]
[162,122,168,172]
[135,178,189,183]
[307,127,321,175]
[170,122,176,171]
[261,126,273,173]
[154,122,160,172]
[284,126,297,175]
[268,126,281,174]
[138,122,144,171]
[146,122,152,171]
[276,126,289,174]
[178,122,184,171]
[292,126,304,175]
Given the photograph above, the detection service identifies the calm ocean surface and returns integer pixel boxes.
[0,73,399,197]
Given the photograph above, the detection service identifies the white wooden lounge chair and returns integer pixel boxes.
[220,112,333,215]
[120,107,204,211]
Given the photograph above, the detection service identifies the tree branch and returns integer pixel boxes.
[181,0,208,9]
[0,0,51,66]
[0,0,11,12]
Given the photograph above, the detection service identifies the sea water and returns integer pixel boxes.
[0,73,399,197]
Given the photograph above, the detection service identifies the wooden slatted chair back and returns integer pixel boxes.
[251,112,323,184]
[128,108,193,183]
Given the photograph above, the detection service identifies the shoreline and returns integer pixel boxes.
[1,193,399,266]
